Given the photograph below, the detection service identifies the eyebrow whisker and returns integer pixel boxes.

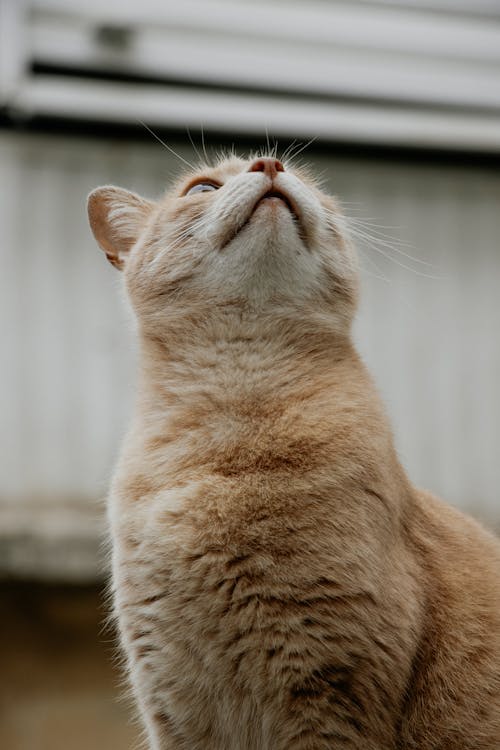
[186,127,203,165]
[138,120,195,170]
[285,136,318,164]
[200,125,209,163]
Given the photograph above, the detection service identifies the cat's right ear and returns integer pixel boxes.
[87,186,155,270]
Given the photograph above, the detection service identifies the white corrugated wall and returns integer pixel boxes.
[1,131,499,577]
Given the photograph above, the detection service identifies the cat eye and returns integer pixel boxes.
[185,181,220,196]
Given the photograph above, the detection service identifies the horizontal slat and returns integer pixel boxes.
[1,1,499,150]
[32,0,500,62]
[12,76,500,152]
[29,0,500,111]
[363,0,500,17]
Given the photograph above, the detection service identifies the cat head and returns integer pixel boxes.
[87,154,359,336]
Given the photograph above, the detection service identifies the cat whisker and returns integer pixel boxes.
[284,136,318,164]
[200,125,208,164]
[149,217,214,268]
[139,120,195,170]
[344,216,420,251]
[335,217,412,254]
[350,233,443,279]
[357,246,392,283]
[329,212,439,272]
[186,127,204,166]
[358,259,392,283]
[280,139,299,164]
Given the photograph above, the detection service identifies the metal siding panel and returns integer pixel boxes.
[1,131,499,579]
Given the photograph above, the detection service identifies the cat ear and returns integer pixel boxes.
[87,186,155,270]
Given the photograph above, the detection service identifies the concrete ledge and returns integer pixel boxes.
[0,502,108,582]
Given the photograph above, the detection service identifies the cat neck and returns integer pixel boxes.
[125,306,410,520]
[135,305,358,412]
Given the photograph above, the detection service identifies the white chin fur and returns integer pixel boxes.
[202,171,321,252]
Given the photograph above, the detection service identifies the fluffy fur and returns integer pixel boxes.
[88,154,500,749]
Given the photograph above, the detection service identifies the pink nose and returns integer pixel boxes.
[248,157,285,180]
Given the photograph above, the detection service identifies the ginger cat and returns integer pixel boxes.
[88,154,500,749]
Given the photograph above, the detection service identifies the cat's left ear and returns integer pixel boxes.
[87,186,155,270]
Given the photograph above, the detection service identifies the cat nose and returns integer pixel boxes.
[248,157,285,180]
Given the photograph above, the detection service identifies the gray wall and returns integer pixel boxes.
[2,130,499,577]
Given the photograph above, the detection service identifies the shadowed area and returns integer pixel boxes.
[0,583,140,750]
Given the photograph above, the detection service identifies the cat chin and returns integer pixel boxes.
[221,221,306,270]
[242,203,302,244]
[210,196,301,253]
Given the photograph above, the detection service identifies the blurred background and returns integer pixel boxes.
[1,0,500,747]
